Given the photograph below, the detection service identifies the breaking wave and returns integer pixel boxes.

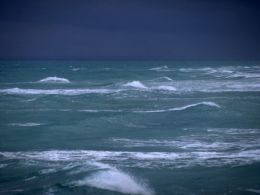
[123,81,147,89]
[38,77,70,83]
[135,101,220,113]
[75,162,153,195]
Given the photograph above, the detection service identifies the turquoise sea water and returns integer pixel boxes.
[0,61,260,195]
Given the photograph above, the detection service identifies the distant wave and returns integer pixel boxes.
[38,77,70,83]
[123,81,147,89]
[150,65,169,71]
[135,101,220,113]
[178,66,260,79]
[110,138,237,151]
[0,164,8,168]
[0,88,117,95]
[9,122,42,127]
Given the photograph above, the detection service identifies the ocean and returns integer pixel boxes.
[0,61,260,195]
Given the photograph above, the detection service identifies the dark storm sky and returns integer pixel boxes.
[0,0,259,60]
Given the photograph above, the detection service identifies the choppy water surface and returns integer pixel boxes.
[0,61,260,195]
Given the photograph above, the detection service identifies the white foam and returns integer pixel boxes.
[123,81,147,89]
[75,163,153,195]
[0,88,116,95]
[246,189,260,194]
[160,76,172,81]
[154,86,176,91]
[207,128,259,135]
[38,77,70,84]
[39,168,58,174]
[227,72,260,78]
[111,138,237,151]
[9,122,42,127]
[1,149,260,168]
[71,68,80,71]
[151,76,173,82]
[135,101,220,113]
[0,164,7,168]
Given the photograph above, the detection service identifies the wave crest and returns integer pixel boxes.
[38,77,70,83]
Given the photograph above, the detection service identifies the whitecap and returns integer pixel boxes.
[24,176,37,181]
[75,162,153,195]
[151,76,173,82]
[39,168,58,174]
[123,81,147,89]
[71,68,80,71]
[135,101,220,113]
[0,164,8,168]
[38,77,70,83]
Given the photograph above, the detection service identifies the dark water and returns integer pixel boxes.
[0,61,260,195]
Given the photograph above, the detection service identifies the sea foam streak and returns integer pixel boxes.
[135,101,220,113]
[75,162,153,195]
[0,88,117,95]
[38,77,70,83]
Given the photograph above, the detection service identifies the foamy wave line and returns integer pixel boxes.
[0,88,118,95]
[9,122,42,127]
[1,149,260,168]
[123,81,176,91]
[38,77,70,83]
[135,101,220,113]
[111,135,260,151]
